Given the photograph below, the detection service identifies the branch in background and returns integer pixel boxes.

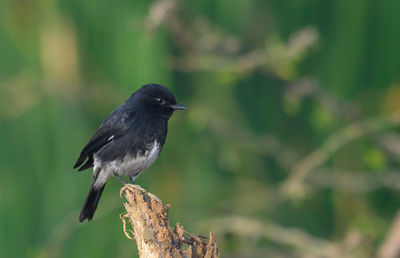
[144,0,178,32]
[309,168,400,193]
[120,184,219,258]
[171,27,319,79]
[378,133,400,158]
[142,0,318,80]
[285,78,361,121]
[378,209,400,258]
[204,216,365,258]
[280,114,400,199]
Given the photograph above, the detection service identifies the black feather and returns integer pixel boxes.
[78,156,94,171]
[73,108,136,171]
[73,155,87,169]
[79,184,106,222]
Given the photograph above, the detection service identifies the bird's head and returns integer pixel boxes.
[132,84,187,119]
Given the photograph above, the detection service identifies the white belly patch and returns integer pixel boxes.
[93,140,160,188]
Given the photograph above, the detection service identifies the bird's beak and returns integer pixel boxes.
[170,103,188,110]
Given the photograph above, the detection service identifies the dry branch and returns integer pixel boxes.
[281,114,400,199]
[120,184,219,258]
[377,209,400,258]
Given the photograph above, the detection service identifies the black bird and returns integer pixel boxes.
[73,84,187,222]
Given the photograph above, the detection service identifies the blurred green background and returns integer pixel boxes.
[1,0,400,257]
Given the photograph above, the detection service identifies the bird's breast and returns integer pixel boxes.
[119,140,161,177]
[94,140,161,179]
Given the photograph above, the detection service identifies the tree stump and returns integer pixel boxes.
[120,184,219,258]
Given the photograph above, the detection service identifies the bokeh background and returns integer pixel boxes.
[1,0,400,257]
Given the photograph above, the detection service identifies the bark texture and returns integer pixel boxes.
[120,184,219,258]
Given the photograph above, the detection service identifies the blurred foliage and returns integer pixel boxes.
[1,0,400,257]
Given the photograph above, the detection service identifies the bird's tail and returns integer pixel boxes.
[79,183,106,222]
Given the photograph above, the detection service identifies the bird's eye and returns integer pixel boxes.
[155,98,165,104]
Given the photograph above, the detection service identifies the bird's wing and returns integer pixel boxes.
[73,107,135,171]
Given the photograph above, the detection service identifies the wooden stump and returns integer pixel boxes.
[120,184,219,258]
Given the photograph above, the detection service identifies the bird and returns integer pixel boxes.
[73,84,187,222]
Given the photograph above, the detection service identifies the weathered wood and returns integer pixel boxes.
[120,184,219,258]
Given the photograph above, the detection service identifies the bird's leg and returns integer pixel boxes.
[129,175,138,184]
[113,173,129,185]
